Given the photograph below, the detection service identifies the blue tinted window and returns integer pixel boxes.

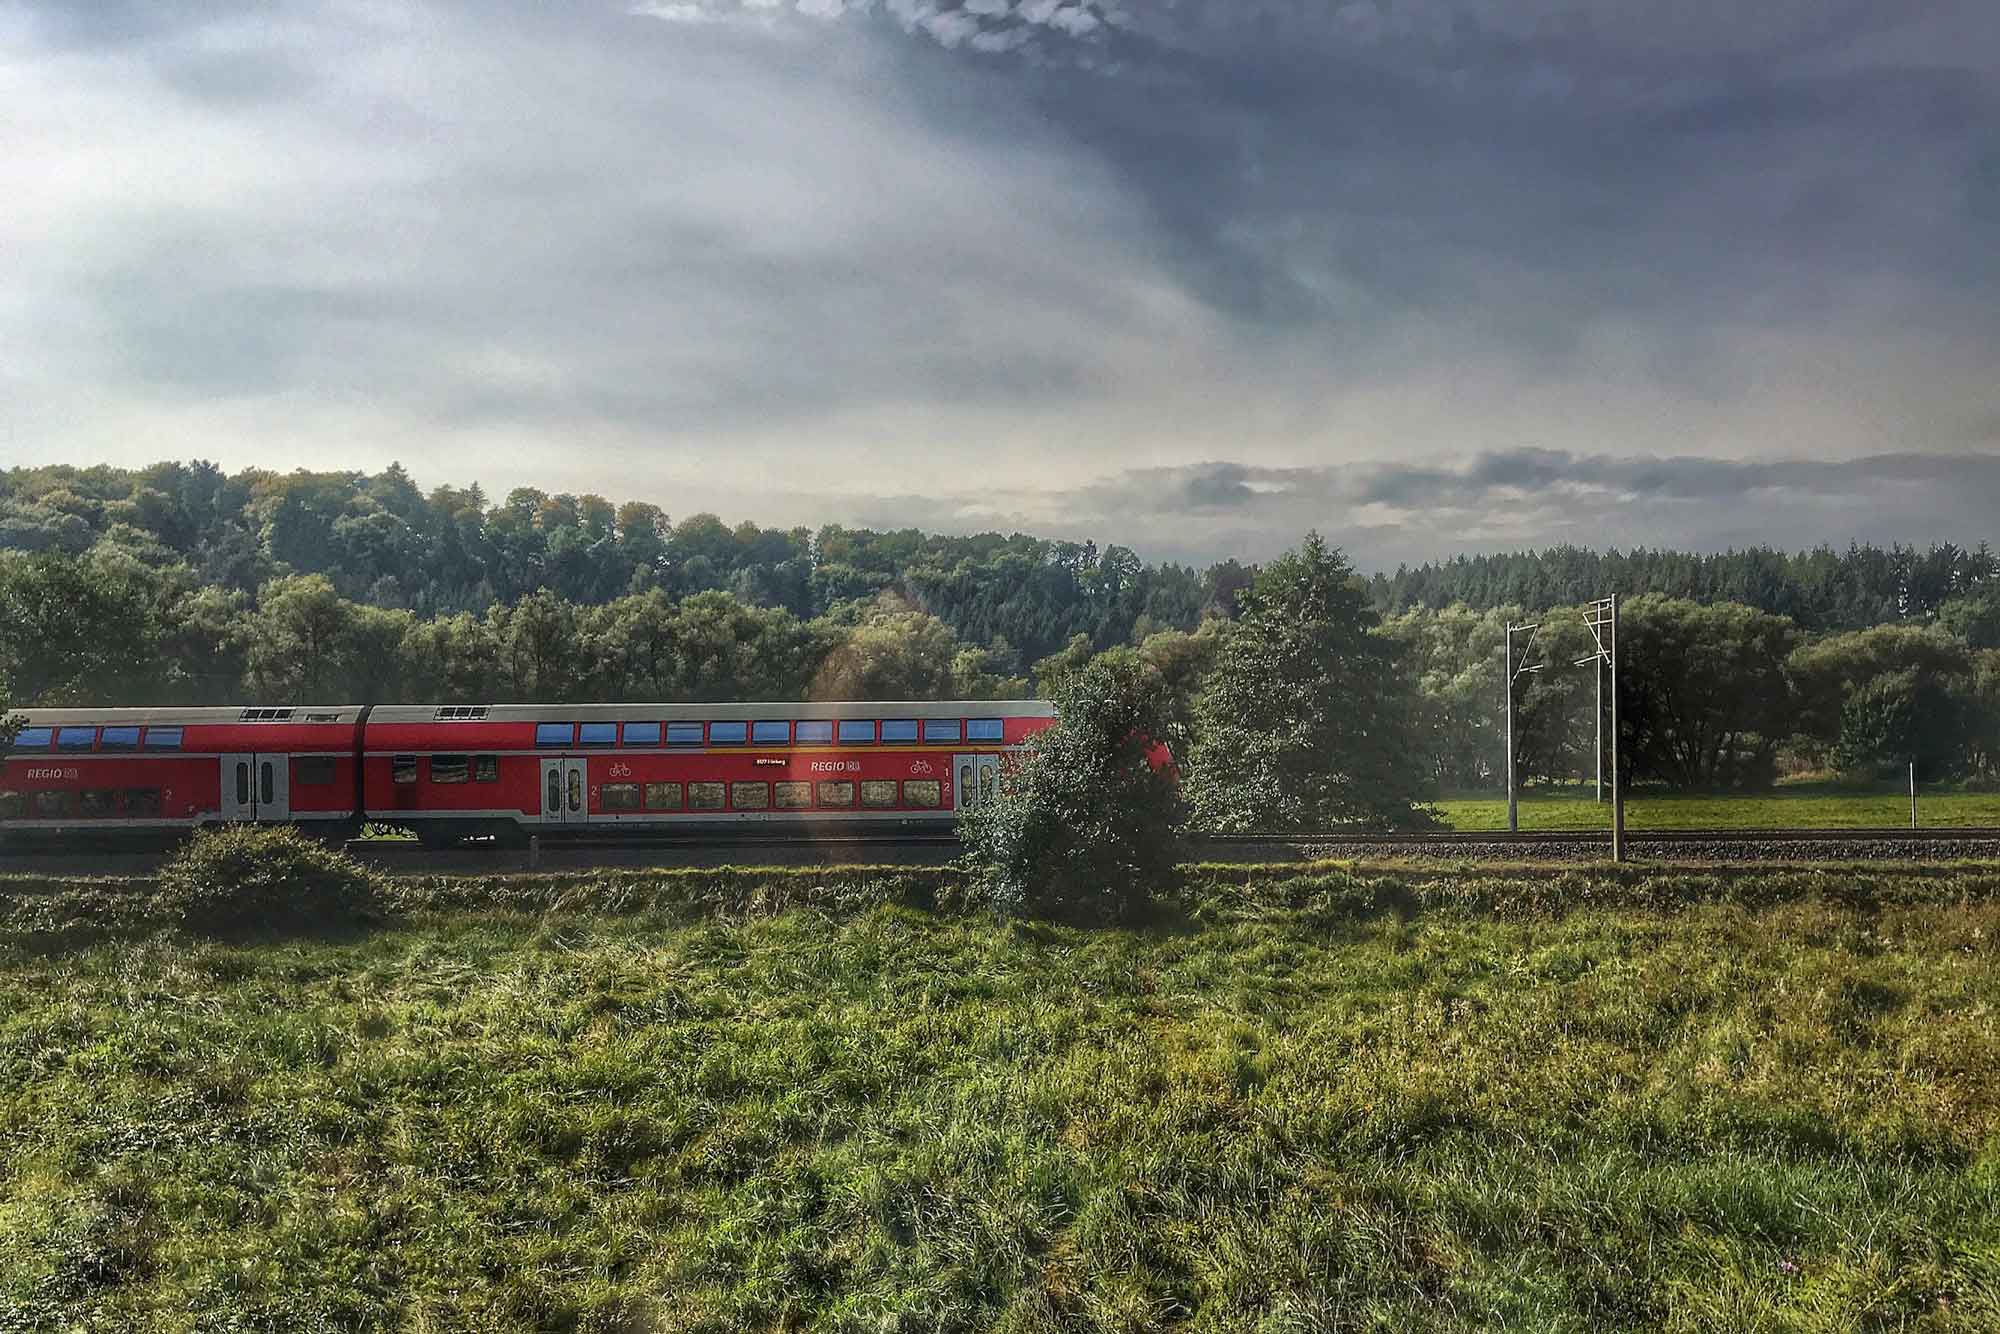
[57,727,97,750]
[837,720,875,744]
[880,719,918,743]
[100,726,142,750]
[752,720,790,745]
[142,727,182,751]
[967,718,1004,742]
[621,722,661,746]
[11,727,53,750]
[922,719,962,744]
[535,723,574,747]
[708,721,748,745]
[795,720,834,744]
[666,722,705,746]
[578,723,617,746]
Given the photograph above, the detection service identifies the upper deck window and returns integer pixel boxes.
[880,719,919,744]
[967,719,1005,742]
[621,722,661,746]
[795,720,834,744]
[837,720,875,744]
[666,722,704,746]
[10,727,53,751]
[922,719,962,744]
[578,723,617,747]
[142,727,183,750]
[100,726,142,750]
[708,721,748,746]
[535,723,575,747]
[752,720,790,745]
[57,728,97,751]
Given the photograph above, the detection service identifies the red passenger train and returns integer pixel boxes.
[1,701,1056,847]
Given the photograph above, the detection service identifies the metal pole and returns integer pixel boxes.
[1610,594,1624,863]
[1595,654,1603,804]
[1910,760,1917,830]
[1505,624,1518,833]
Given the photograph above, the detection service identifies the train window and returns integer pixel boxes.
[880,719,918,743]
[10,727,53,751]
[143,727,183,750]
[904,780,942,808]
[535,723,574,747]
[644,781,682,810]
[774,781,813,808]
[80,789,117,816]
[730,782,769,810]
[601,782,641,811]
[922,719,961,744]
[260,763,275,805]
[125,789,162,817]
[816,780,855,807]
[860,780,898,808]
[708,721,748,746]
[430,755,470,785]
[837,720,875,744]
[752,720,790,745]
[33,790,76,818]
[966,719,1005,742]
[296,756,336,786]
[474,755,499,782]
[57,728,97,751]
[666,723,705,746]
[578,723,617,747]
[0,791,23,819]
[100,726,142,751]
[687,781,725,810]
[391,756,418,785]
[795,720,834,744]
[621,722,661,746]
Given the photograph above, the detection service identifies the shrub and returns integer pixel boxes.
[960,655,1185,923]
[155,825,385,936]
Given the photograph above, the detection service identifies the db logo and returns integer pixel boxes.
[608,762,632,778]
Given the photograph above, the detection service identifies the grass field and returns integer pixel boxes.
[3,866,1998,1330]
[1435,782,2000,831]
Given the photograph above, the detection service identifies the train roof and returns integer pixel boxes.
[366,700,1056,724]
[14,705,362,726]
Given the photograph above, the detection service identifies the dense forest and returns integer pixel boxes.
[5,460,1999,793]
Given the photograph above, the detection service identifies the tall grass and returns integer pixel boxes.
[1,866,1996,1330]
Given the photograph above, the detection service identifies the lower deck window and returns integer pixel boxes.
[80,789,117,816]
[644,782,682,810]
[33,790,76,818]
[731,782,769,810]
[860,780,898,808]
[0,791,22,818]
[904,780,942,809]
[601,782,641,811]
[475,755,499,782]
[391,756,418,785]
[688,782,725,811]
[774,781,812,809]
[125,788,162,817]
[430,755,469,784]
[816,780,855,807]
[296,756,337,786]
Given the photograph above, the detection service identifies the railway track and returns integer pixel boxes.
[6,826,2000,877]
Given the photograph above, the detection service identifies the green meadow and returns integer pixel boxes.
[2,865,1997,1331]
[1435,783,2000,832]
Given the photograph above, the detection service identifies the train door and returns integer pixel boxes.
[539,758,587,825]
[953,754,1002,813]
[255,755,290,821]
[220,754,291,821]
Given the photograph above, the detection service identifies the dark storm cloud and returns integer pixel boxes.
[5,0,1998,566]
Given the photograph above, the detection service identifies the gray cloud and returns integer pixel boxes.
[2,0,1996,568]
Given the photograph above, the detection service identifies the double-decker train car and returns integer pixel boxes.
[1,700,1057,846]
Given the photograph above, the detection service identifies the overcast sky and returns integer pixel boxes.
[4,1,1997,568]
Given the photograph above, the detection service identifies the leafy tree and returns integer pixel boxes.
[1786,625,1976,770]
[1188,534,1435,830]
[1831,669,1973,779]
[1939,587,2000,650]
[0,677,20,749]
[959,654,1185,923]
[245,574,359,701]
[1618,596,1799,789]
[0,551,159,704]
